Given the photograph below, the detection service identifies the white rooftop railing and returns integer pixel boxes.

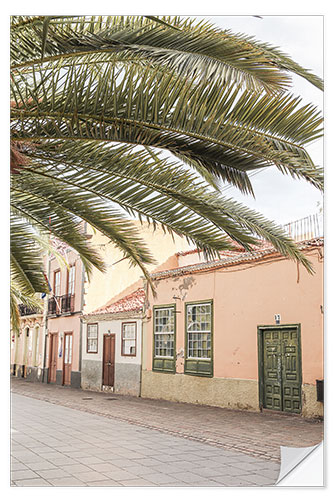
[281,212,323,242]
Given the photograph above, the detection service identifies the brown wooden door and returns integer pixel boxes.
[103,334,115,386]
[48,333,58,383]
[63,332,73,386]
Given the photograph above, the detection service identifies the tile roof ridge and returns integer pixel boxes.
[152,237,323,279]
[90,287,145,316]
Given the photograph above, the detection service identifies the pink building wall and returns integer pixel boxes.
[143,244,323,415]
[45,250,84,383]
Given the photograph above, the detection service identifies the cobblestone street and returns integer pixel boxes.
[11,379,323,487]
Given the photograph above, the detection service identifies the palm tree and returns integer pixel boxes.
[10,16,323,327]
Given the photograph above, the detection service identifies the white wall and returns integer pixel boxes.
[82,317,142,365]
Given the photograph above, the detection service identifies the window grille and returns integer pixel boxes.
[186,303,212,359]
[87,323,98,353]
[154,307,175,358]
[122,322,137,356]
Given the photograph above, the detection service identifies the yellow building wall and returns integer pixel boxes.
[83,221,191,313]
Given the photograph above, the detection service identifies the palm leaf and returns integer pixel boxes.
[11,15,323,92]
[11,62,323,193]
[15,140,314,269]
[10,284,44,333]
[10,14,323,315]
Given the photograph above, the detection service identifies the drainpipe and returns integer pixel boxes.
[42,251,51,383]
[139,313,144,398]
[79,318,83,375]
[13,330,20,375]
[139,278,149,398]
[79,261,86,376]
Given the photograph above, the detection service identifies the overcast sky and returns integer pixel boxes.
[198,15,324,226]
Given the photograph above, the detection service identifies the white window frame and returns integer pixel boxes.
[121,322,137,356]
[68,265,75,295]
[87,323,98,353]
[154,306,175,359]
[54,270,61,297]
[186,302,212,361]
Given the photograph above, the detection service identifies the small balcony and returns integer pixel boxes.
[61,294,75,314]
[47,295,75,316]
[18,304,39,317]
[48,296,60,316]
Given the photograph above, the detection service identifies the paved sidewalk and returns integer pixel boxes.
[11,393,281,487]
[11,378,323,464]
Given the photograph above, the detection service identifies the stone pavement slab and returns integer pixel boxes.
[11,393,281,487]
[11,378,323,463]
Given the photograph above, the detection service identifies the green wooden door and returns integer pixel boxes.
[263,329,283,411]
[280,328,302,413]
[260,325,302,413]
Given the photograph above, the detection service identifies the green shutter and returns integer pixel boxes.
[153,357,175,373]
[184,359,212,377]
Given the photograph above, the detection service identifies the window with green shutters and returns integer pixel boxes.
[153,305,176,373]
[185,301,213,377]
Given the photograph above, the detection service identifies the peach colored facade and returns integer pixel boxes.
[11,222,192,389]
[44,249,85,387]
[141,240,324,418]
[11,247,85,387]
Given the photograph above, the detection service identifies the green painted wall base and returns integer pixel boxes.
[141,371,323,418]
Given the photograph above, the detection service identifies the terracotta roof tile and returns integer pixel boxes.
[152,238,323,280]
[176,240,272,258]
[91,288,145,316]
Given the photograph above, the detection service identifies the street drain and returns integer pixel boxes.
[82,397,93,400]
[106,398,117,401]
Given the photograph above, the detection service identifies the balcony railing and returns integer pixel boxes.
[47,295,75,316]
[61,294,75,314]
[48,296,60,316]
[18,304,39,316]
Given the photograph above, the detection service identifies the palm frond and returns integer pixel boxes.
[15,139,314,269]
[10,14,323,301]
[10,217,49,295]
[10,283,44,333]
[11,62,323,193]
[11,15,323,92]
[11,179,156,282]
